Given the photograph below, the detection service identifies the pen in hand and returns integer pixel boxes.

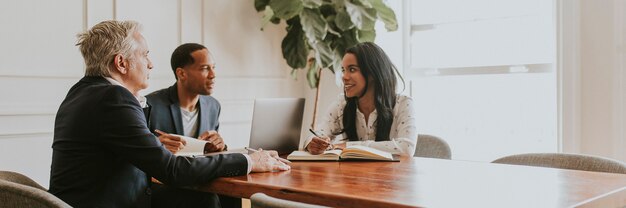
[244,147,292,164]
[309,128,323,137]
[309,129,333,150]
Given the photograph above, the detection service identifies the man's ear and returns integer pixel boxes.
[175,67,185,80]
[113,54,129,74]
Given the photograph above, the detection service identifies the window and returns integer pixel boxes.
[407,0,557,161]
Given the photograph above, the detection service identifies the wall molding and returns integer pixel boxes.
[0,132,53,140]
[0,112,55,116]
[177,0,182,45]
[557,0,582,153]
[0,105,58,116]
[402,0,411,79]
[220,120,250,125]
[201,0,205,45]
[82,0,88,31]
[0,74,81,79]
[112,0,117,20]
[148,74,289,80]
[613,0,626,160]
[220,99,254,105]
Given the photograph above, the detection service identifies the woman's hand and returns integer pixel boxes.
[155,129,187,154]
[305,136,331,155]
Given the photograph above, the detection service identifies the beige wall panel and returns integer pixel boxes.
[86,0,114,28]
[211,77,303,100]
[219,122,252,149]
[181,0,203,44]
[218,100,254,148]
[116,0,180,79]
[0,0,84,77]
[0,77,77,115]
[0,134,53,188]
[619,0,626,161]
[202,0,290,78]
[0,115,55,135]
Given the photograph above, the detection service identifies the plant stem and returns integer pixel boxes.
[311,68,322,129]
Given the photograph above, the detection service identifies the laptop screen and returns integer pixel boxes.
[248,98,305,155]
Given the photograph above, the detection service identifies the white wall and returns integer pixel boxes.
[0,0,305,187]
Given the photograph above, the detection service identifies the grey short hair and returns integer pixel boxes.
[76,20,142,77]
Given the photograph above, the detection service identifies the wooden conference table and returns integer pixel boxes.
[194,156,626,208]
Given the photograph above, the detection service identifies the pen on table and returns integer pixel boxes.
[244,147,292,164]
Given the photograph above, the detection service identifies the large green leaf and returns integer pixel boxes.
[327,24,341,36]
[346,0,377,20]
[344,1,376,31]
[335,28,359,55]
[367,0,398,31]
[354,0,373,8]
[310,41,334,68]
[319,3,336,17]
[357,29,375,42]
[323,49,342,75]
[269,0,303,20]
[302,0,323,8]
[335,8,353,31]
[255,0,270,12]
[260,6,275,30]
[300,8,328,42]
[291,68,298,80]
[324,14,343,36]
[282,22,308,69]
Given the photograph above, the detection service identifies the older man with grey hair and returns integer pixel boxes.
[49,20,290,208]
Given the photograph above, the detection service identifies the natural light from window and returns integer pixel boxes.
[406,0,557,162]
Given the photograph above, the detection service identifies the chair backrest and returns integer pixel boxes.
[492,153,626,174]
[250,193,330,208]
[414,134,452,159]
[0,171,46,190]
[0,171,72,208]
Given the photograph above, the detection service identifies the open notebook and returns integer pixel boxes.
[287,145,399,161]
[173,135,208,156]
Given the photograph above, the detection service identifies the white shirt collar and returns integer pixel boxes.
[104,77,148,108]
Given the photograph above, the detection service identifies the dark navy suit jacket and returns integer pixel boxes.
[145,84,220,138]
[49,76,247,207]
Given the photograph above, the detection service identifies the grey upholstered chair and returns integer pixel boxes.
[492,153,626,174]
[250,193,330,208]
[0,171,71,208]
[414,134,452,159]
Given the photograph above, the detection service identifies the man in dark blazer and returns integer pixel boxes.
[49,20,290,208]
[146,43,225,154]
[146,43,241,207]
[146,84,221,147]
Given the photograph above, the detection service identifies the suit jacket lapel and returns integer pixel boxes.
[168,84,184,135]
[170,104,184,135]
[197,98,209,136]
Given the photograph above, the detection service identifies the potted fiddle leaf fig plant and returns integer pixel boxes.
[254,0,398,88]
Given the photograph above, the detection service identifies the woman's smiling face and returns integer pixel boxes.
[341,53,367,98]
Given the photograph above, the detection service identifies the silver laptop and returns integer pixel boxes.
[248,98,305,155]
